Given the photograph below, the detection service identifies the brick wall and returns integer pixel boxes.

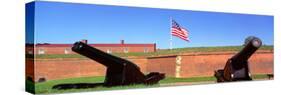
[127,57,147,73]
[26,51,273,82]
[26,59,34,81]
[176,51,273,78]
[34,58,106,81]
[26,57,147,81]
[147,56,177,77]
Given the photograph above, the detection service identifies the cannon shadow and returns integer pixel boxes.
[52,83,104,90]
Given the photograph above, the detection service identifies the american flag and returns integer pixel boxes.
[171,20,189,41]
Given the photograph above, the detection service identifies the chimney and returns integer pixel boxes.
[80,39,88,44]
[121,40,124,44]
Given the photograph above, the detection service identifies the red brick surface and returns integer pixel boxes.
[127,58,147,73]
[25,59,34,80]
[147,56,177,77]
[26,51,273,81]
[180,52,273,77]
[34,58,106,81]
[26,57,147,81]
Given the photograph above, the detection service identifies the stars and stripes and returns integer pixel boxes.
[171,20,189,41]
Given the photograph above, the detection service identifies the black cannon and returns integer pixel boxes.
[53,41,165,89]
[214,36,262,82]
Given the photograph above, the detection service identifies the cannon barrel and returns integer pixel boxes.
[230,37,262,70]
[214,36,262,82]
[72,41,139,69]
[54,41,166,88]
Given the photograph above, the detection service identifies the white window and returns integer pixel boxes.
[144,48,149,53]
[64,48,70,54]
[107,49,112,53]
[38,49,45,55]
[123,48,128,53]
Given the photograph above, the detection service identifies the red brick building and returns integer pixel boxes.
[28,40,156,55]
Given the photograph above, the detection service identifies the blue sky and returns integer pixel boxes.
[29,1,273,49]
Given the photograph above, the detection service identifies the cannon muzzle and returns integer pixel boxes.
[230,37,262,70]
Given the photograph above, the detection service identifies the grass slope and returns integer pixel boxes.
[35,45,273,58]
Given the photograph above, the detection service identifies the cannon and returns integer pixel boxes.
[53,41,165,89]
[214,36,262,82]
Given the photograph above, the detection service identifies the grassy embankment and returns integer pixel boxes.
[35,45,273,59]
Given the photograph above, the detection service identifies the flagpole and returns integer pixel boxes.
[170,17,173,50]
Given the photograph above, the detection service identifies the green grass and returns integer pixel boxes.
[35,76,105,93]
[35,54,86,59]
[251,74,271,79]
[34,45,273,59]
[25,80,35,94]
[114,45,273,57]
[33,76,157,94]
[159,76,216,84]
[31,74,271,94]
